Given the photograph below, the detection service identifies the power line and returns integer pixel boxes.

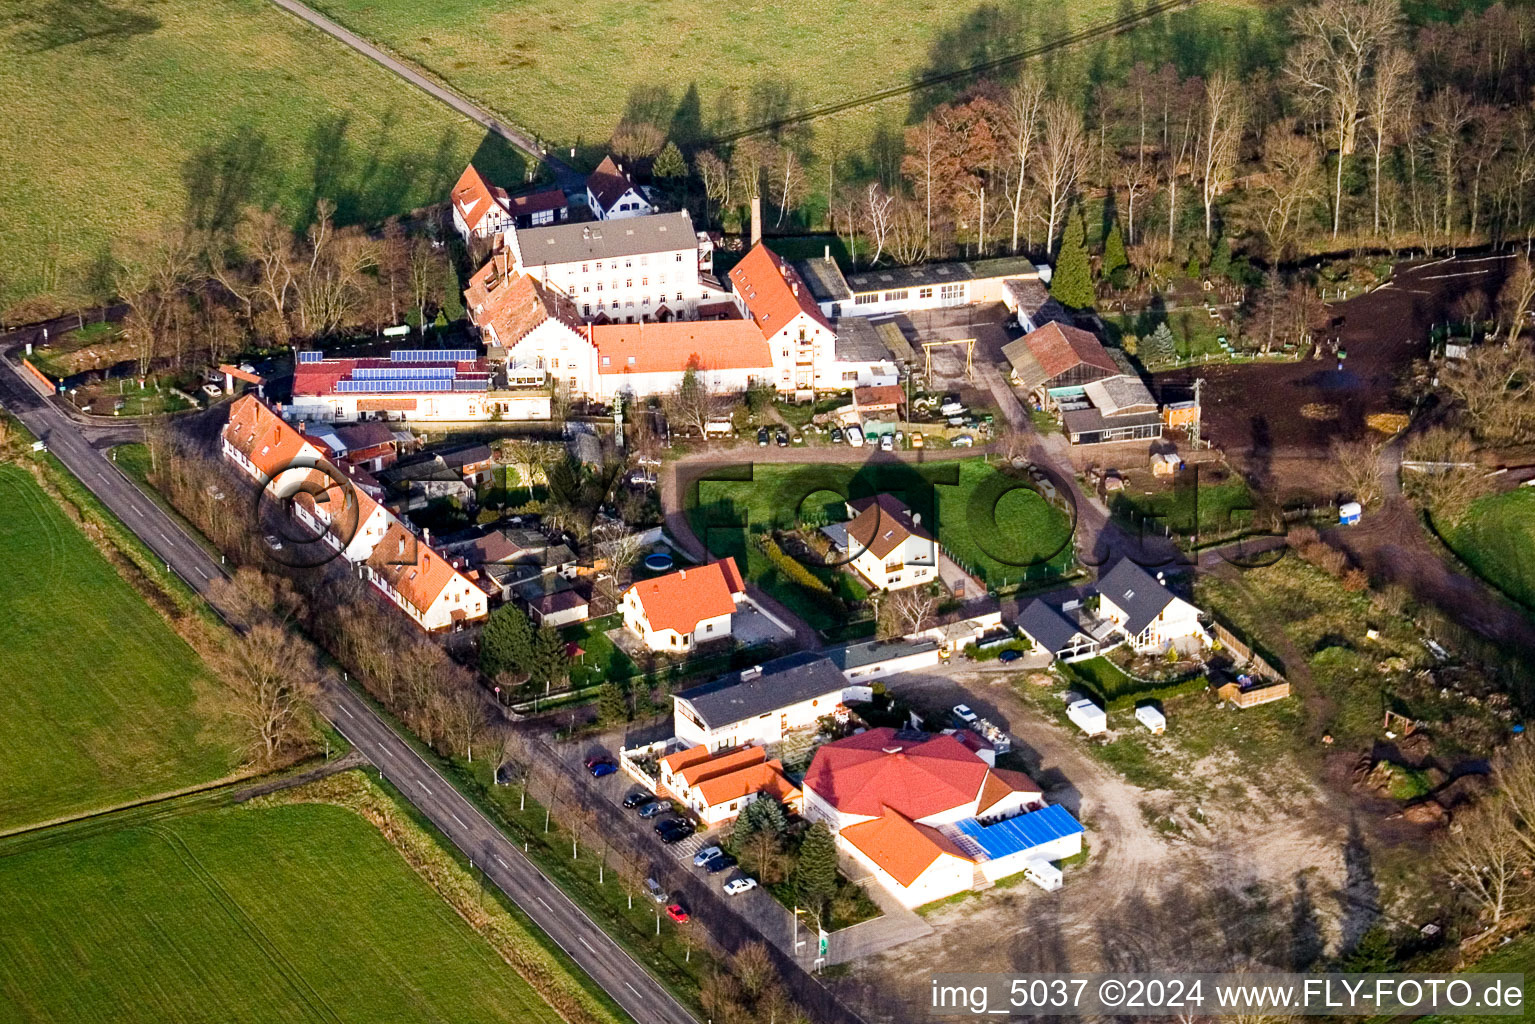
[703,0,1202,144]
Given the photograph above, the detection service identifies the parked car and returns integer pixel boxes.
[692,845,724,867]
[879,433,894,451]
[201,383,221,397]
[999,649,1023,663]
[829,425,844,444]
[584,755,618,778]
[940,400,966,417]
[644,878,668,904]
[622,790,651,808]
[952,703,978,726]
[262,534,284,551]
[723,877,758,896]
[757,427,770,446]
[910,432,924,449]
[775,428,789,447]
[656,820,695,843]
[845,425,864,447]
[704,853,736,874]
[947,415,966,426]
[952,434,975,447]
[666,903,690,924]
[636,800,667,818]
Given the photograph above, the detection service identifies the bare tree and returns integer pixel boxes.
[1285,0,1405,237]
[771,147,806,227]
[1256,120,1325,251]
[1000,76,1046,253]
[445,685,489,762]
[860,182,895,266]
[407,235,444,334]
[1037,98,1087,249]
[695,150,730,227]
[1330,438,1383,510]
[1499,256,1535,341]
[1440,800,1529,925]
[593,521,646,581]
[218,622,318,762]
[1198,71,1246,239]
[886,586,938,637]
[1365,46,1416,236]
[115,227,201,374]
[1402,426,1491,528]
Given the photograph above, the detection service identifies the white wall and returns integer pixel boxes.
[975,831,1081,884]
[839,837,974,908]
[674,686,847,752]
[520,246,715,321]
[287,391,551,424]
[588,186,652,221]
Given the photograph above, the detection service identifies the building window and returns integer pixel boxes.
[595,261,602,270]
[854,292,877,305]
[940,283,965,302]
[676,253,684,262]
[626,279,632,288]
[842,370,858,381]
[581,264,588,272]
[625,259,632,268]
[641,277,648,286]
[885,289,908,301]
[918,286,933,299]
[640,255,648,266]
[705,623,714,633]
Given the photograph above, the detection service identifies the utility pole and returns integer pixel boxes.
[1191,378,1205,449]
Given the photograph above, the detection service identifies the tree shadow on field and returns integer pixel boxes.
[906,2,1029,122]
[182,130,277,235]
[8,0,160,53]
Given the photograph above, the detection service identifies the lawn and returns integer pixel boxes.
[0,801,571,1023]
[1111,477,1256,539]
[1418,927,1535,1024]
[1446,489,1535,612]
[292,0,1276,186]
[0,0,530,308]
[562,613,639,688]
[687,460,1073,626]
[0,464,241,830]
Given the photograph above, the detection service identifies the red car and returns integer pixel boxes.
[665,903,689,924]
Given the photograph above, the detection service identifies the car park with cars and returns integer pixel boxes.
[722,877,758,896]
[692,845,724,867]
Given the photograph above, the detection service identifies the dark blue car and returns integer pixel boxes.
[585,756,618,778]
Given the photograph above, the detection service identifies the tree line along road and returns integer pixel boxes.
[0,345,696,1024]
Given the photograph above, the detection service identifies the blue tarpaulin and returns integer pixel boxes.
[956,804,1084,859]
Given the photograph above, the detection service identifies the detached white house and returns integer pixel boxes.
[1095,559,1208,653]
[841,494,936,591]
[586,156,653,221]
[621,558,745,652]
[672,652,851,751]
[657,745,802,827]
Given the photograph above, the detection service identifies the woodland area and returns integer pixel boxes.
[639,1,1535,278]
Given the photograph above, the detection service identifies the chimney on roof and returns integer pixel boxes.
[792,282,799,297]
[750,196,762,248]
[824,244,831,263]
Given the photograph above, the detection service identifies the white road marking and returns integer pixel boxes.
[416,780,432,796]
[494,855,509,869]
[338,705,354,718]
[536,896,552,911]
[450,811,468,829]
[624,982,642,998]
[578,936,596,953]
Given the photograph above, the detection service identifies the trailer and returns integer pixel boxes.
[969,715,1012,754]
[1135,705,1166,734]
[1067,698,1108,737]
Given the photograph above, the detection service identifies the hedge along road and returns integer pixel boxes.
[0,347,695,1024]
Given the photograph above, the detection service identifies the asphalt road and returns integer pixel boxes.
[0,349,695,1024]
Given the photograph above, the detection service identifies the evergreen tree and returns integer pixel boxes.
[1049,212,1094,310]
[1102,220,1128,280]
[596,681,627,724]
[528,624,569,687]
[1143,322,1178,365]
[480,604,534,678]
[653,141,686,181]
[1209,236,1232,281]
[794,822,839,922]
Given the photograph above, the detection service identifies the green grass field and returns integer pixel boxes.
[0,801,569,1023]
[1111,478,1255,538]
[0,464,240,830]
[296,0,1278,175]
[0,0,530,307]
[1447,489,1535,612]
[688,460,1073,624]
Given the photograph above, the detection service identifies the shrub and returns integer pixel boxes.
[754,534,831,596]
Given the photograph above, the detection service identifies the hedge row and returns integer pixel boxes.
[754,533,831,596]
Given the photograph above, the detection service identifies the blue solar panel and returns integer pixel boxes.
[352,366,456,380]
[955,804,1083,859]
[390,348,478,363]
[296,351,324,363]
[335,379,454,393]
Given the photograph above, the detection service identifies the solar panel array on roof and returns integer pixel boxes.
[335,379,455,394]
[391,348,477,363]
[954,804,1083,860]
[352,365,457,380]
[296,350,324,363]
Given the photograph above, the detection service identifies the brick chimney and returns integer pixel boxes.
[750,195,762,248]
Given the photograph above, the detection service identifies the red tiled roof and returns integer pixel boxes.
[693,759,801,810]
[223,395,314,478]
[465,252,583,348]
[845,494,931,560]
[676,745,766,789]
[591,320,772,376]
[728,243,832,339]
[839,807,972,887]
[365,521,475,616]
[586,156,637,214]
[854,385,905,410]
[508,187,568,217]
[978,767,1041,814]
[802,727,990,821]
[625,557,743,636]
[661,744,714,776]
[292,356,487,398]
[1023,321,1118,381]
[451,163,508,234]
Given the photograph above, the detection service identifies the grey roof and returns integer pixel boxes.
[1001,336,1048,388]
[1060,406,1163,439]
[1016,600,1091,655]
[517,211,696,266]
[832,316,892,363]
[439,443,494,469]
[1083,375,1157,417]
[331,421,396,451]
[1096,559,1176,638]
[843,255,1039,294]
[674,652,848,731]
[827,638,940,672]
[791,258,853,304]
[1004,279,1070,327]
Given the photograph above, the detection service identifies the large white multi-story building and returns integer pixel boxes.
[507,210,730,323]
[285,347,550,425]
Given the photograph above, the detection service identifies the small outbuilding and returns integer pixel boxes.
[1135,705,1166,734]
[1339,501,1363,525]
[1066,698,1108,737]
